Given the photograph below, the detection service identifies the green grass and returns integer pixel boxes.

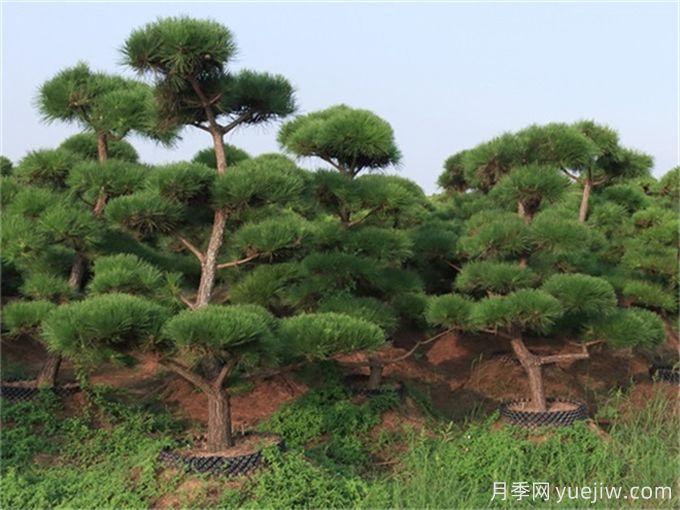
[363,387,679,509]
[1,380,677,509]
[0,389,180,509]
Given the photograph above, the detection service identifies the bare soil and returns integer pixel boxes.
[183,432,281,458]
[162,372,307,431]
[2,331,674,430]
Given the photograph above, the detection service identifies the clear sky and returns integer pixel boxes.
[1,1,677,194]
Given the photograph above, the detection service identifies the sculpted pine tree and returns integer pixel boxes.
[275,107,428,388]
[38,63,173,301]
[39,63,172,168]
[2,133,149,386]
[437,151,470,194]
[42,282,384,452]
[122,17,296,307]
[278,104,401,180]
[107,154,310,310]
[427,153,666,410]
[60,133,140,164]
[591,170,680,347]
[457,122,652,223]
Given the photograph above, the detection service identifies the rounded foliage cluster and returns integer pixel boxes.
[42,294,170,362]
[278,312,385,359]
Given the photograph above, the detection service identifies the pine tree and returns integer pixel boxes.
[122,17,296,308]
[1,139,149,386]
[428,145,665,411]
[278,104,401,179]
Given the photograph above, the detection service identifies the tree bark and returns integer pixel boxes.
[48,247,88,388]
[578,179,592,223]
[207,390,233,451]
[339,208,351,227]
[510,335,547,411]
[194,209,228,308]
[518,202,531,224]
[367,358,384,390]
[96,133,108,163]
[164,358,236,451]
[68,252,88,291]
[35,352,62,388]
[93,194,107,217]
[212,131,227,174]
[191,124,229,308]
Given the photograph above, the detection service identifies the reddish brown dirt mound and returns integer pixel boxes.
[162,373,307,431]
[4,331,672,429]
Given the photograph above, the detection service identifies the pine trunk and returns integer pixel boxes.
[206,390,233,452]
[578,179,592,223]
[510,335,547,411]
[93,195,107,217]
[211,131,227,174]
[194,209,228,308]
[96,133,108,162]
[518,202,531,224]
[367,360,384,390]
[50,245,87,388]
[68,252,87,291]
[339,208,351,227]
[35,352,62,388]
[193,128,229,309]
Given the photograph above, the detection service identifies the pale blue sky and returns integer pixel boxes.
[1,1,677,193]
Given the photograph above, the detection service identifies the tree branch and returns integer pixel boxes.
[340,328,456,368]
[445,261,462,271]
[539,352,590,365]
[479,328,513,340]
[186,76,223,136]
[241,361,307,381]
[318,155,344,173]
[346,205,384,228]
[162,359,212,394]
[176,235,205,263]
[381,328,453,364]
[190,122,211,133]
[212,356,238,391]
[216,252,261,270]
[560,167,580,181]
[178,294,197,310]
[221,110,255,135]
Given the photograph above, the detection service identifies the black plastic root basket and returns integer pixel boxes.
[0,383,81,402]
[649,365,680,385]
[158,437,285,476]
[500,398,588,427]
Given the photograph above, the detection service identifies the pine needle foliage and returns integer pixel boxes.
[60,133,139,163]
[3,301,57,336]
[88,254,169,298]
[192,144,250,169]
[279,105,401,177]
[278,312,385,359]
[42,294,170,363]
[14,149,81,189]
[162,304,275,353]
[455,261,535,296]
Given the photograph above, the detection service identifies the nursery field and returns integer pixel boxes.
[1,14,679,510]
[1,347,679,509]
